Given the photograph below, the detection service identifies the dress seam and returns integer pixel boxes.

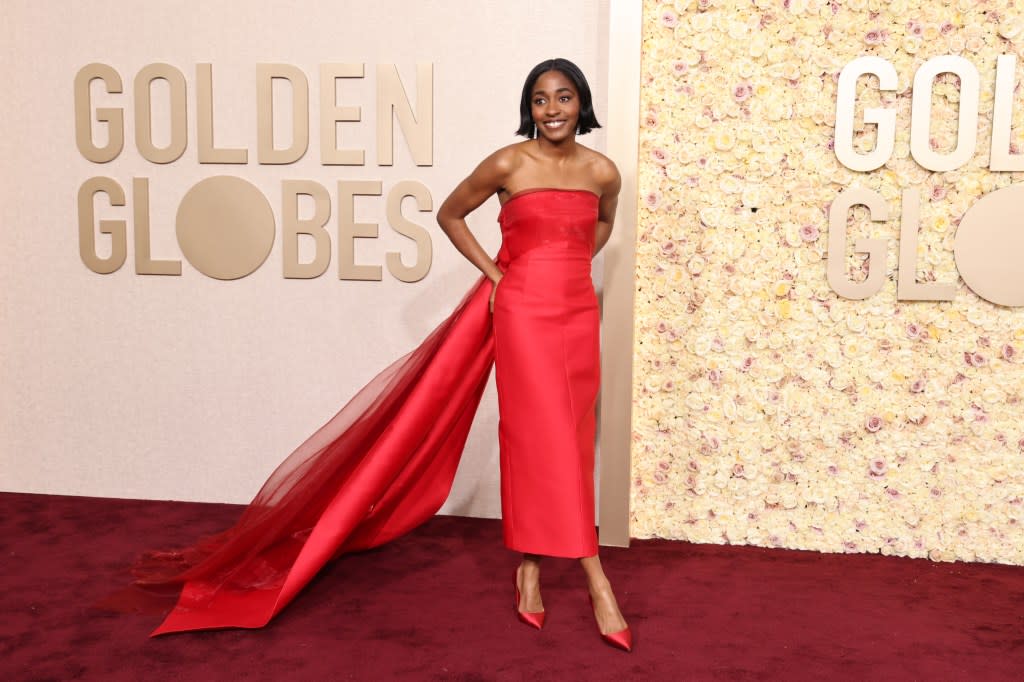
[561,322,588,555]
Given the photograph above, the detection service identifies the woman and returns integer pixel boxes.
[134,58,630,652]
[436,58,629,650]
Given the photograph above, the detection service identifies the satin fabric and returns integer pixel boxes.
[494,189,600,558]
[137,188,600,635]
[141,280,496,635]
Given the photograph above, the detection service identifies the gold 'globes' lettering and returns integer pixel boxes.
[78,177,433,281]
[827,188,955,302]
[78,177,181,275]
[281,180,433,281]
[828,186,1024,307]
[74,61,435,281]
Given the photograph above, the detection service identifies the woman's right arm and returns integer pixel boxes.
[436,147,517,285]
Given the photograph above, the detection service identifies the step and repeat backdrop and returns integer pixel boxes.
[631,1,1024,563]
[6,0,1023,567]
[0,1,608,514]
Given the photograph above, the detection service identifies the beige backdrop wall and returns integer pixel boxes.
[632,0,1024,564]
[0,0,609,516]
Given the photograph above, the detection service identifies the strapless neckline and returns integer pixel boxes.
[500,187,600,213]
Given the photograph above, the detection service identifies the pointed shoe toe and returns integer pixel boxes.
[516,609,546,630]
[600,626,632,652]
[513,573,545,630]
[587,594,632,652]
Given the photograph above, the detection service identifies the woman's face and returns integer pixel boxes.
[530,70,580,143]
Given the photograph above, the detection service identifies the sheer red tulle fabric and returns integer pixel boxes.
[133,188,603,636]
[134,274,498,635]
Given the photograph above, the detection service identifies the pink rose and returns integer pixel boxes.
[661,9,679,28]
[671,60,688,77]
[1002,344,1016,361]
[732,83,752,102]
[799,224,820,242]
[650,147,669,165]
[865,415,883,433]
[869,459,888,476]
[644,191,661,210]
[964,351,987,367]
[865,29,884,45]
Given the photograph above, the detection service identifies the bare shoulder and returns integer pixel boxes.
[581,148,620,196]
[467,143,527,190]
[482,142,530,174]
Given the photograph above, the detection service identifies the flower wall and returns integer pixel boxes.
[632,0,1024,563]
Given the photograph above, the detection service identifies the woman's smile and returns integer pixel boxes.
[531,70,581,142]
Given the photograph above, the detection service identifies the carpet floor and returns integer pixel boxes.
[2,492,1024,680]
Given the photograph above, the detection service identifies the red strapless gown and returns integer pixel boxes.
[138,188,600,635]
[494,189,600,559]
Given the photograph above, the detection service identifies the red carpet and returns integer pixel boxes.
[2,492,1024,680]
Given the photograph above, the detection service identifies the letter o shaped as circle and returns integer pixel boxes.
[176,176,276,280]
[953,183,1024,307]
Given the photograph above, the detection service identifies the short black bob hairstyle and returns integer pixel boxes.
[516,58,601,138]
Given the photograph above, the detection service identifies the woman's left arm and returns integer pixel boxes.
[593,160,621,256]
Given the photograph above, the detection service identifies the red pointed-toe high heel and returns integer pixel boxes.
[600,627,633,652]
[589,594,632,652]
[514,571,545,630]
